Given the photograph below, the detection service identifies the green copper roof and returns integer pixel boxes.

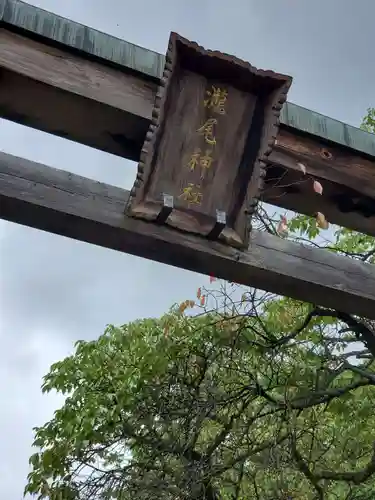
[0,0,165,78]
[2,0,375,159]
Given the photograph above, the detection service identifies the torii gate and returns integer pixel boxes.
[1,0,375,317]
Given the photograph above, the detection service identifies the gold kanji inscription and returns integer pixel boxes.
[187,149,214,178]
[187,150,201,172]
[197,118,217,145]
[179,183,203,205]
[204,86,228,114]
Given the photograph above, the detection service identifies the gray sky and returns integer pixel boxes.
[0,0,374,497]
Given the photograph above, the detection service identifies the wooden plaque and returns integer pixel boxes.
[127,32,292,248]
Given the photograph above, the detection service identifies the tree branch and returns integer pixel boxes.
[291,435,324,499]
[316,442,375,484]
[314,309,375,357]
[343,361,375,383]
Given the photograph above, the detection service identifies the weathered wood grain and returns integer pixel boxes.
[129,31,291,248]
[0,30,156,119]
[266,129,375,234]
[271,129,375,198]
[0,29,156,159]
[1,26,375,236]
[0,0,165,81]
[1,150,375,319]
[2,0,375,159]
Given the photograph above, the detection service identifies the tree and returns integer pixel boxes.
[25,112,375,499]
[361,108,375,132]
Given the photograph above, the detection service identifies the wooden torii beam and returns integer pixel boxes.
[1,0,375,235]
[1,0,375,318]
[2,151,375,319]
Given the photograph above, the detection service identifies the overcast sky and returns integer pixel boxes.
[0,0,374,497]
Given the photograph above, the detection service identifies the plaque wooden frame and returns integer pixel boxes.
[127,32,292,248]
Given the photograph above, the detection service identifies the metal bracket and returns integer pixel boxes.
[208,210,226,240]
[156,193,174,223]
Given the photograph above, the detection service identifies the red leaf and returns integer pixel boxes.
[197,287,201,299]
[277,221,288,237]
[179,302,187,314]
[200,295,206,306]
[277,215,288,237]
[209,275,216,283]
[313,180,323,195]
